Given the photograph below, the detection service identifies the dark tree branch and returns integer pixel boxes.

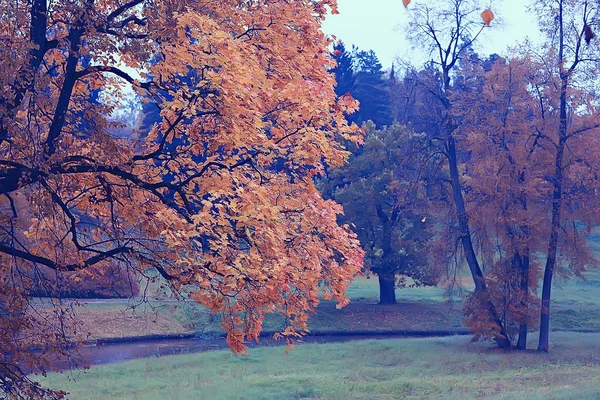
[45,27,84,156]
[106,0,145,23]
[0,242,132,272]
[75,65,154,90]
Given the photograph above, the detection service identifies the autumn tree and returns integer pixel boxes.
[452,56,549,348]
[0,0,364,398]
[322,123,438,304]
[530,0,600,352]
[444,13,600,349]
[404,0,511,347]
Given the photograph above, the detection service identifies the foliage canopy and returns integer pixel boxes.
[0,0,363,397]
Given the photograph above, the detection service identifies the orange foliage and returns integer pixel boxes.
[481,9,494,26]
[454,54,600,344]
[0,0,363,397]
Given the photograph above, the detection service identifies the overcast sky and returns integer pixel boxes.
[322,0,541,68]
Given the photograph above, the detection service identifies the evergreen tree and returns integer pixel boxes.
[330,41,356,97]
[350,50,392,127]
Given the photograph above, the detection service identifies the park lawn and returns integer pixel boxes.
[69,302,192,340]
[53,287,467,340]
[41,331,600,400]
[36,269,600,341]
[146,271,600,335]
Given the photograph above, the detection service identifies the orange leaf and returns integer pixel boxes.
[403,0,411,8]
[481,9,494,26]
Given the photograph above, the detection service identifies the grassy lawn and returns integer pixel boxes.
[38,268,600,341]
[33,236,600,398]
[38,228,600,340]
[69,302,193,340]
[150,271,600,335]
[41,332,600,400]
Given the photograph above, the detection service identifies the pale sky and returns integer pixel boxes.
[322,0,541,68]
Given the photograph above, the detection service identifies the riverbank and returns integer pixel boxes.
[40,331,600,400]
[37,273,600,345]
[48,330,475,372]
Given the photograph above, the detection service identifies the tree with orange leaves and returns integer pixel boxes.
[403,0,510,348]
[452,55,548,349]
[531,0,600,352]
[0,0,363,397]
[452,39,600,350]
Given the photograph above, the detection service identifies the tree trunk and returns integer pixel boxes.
[378,275,397,305]
[446,137,485,291]
[440,61,509,348]
[516,250,530,350]
[538,138,565,352]
[539,0,568,351]
[375,205,397,305]
[446,136,511,348]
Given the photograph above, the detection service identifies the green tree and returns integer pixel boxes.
[322,123,436,304]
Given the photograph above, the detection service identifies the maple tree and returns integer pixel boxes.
[0,0,364,397]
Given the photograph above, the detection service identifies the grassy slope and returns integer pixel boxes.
[54,268,600,340]
[42,332,600,400]
[41,225,600,339]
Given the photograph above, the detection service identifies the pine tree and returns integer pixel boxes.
[330,41,355,97]
[350,50,392,127]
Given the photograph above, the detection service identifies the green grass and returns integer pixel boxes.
[162,277,467,336]
[34,237,600,398]
[343,277,453,303]
[60,270,600,340]
[41,332,600,400]
[169,272,600,335]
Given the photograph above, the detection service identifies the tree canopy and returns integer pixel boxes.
[330,43,392,128]
[0,0,364,397]
[322,123,437,304]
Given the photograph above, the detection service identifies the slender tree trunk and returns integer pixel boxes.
[441,61,510,347]
[539,137,565,352]
[446,137,485,291]
[375,205,397,305]
[517,250,530,350]
[539,0,568,351]
[378,275,397,305]
[446,136,511,348]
